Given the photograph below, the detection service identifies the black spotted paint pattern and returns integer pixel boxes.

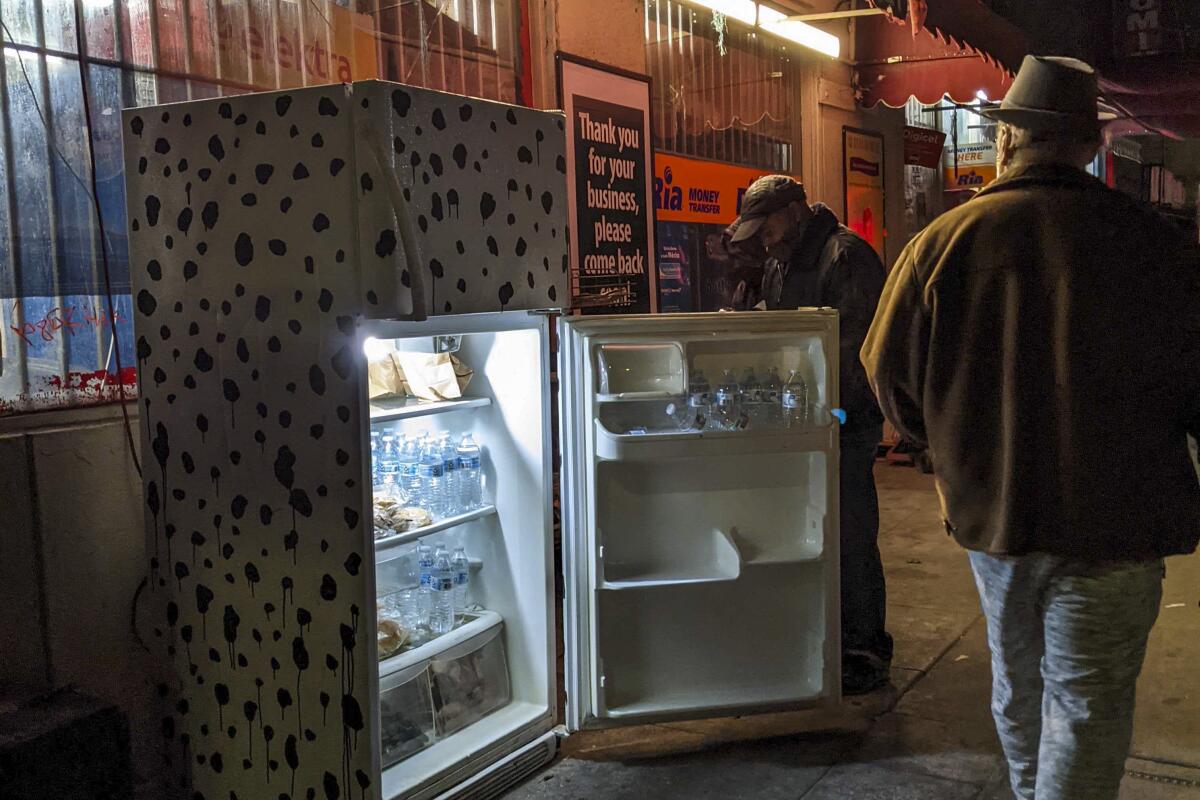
[124,81,569,800]
[353,81,568,316]
[124,85,372,800]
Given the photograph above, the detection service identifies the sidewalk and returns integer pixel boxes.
[508,463,1200,799]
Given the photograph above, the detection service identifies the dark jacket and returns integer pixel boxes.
[862,163,1200,561]
[764,203,886,439]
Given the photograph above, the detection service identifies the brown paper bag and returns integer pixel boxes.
[394,352,474,401]
[367,352,408,399]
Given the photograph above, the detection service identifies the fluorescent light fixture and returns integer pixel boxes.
[760,18,841,58]
[689,0,757,27]
[688,0,841,59]
[757,5,786,24]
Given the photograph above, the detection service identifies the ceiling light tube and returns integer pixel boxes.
[688,0,758,26]
[760,18,841,58]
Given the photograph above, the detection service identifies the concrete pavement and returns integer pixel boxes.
[507,463,1200,799]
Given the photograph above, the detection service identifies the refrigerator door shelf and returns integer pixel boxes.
[595,419,836,461]
[381,610,503,680]
[599,526,742,589]
[374,505,499,553]
[370,396,493,423]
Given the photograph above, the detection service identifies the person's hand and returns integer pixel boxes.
[731,280,749,309]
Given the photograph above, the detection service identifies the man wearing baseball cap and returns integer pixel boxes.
[863,55,1200,799]
[730,174,891,695]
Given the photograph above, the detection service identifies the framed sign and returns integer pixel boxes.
[843,127,886,262]
[557,53,657,314]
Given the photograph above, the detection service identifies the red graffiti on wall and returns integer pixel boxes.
[8,302,127,346]
[45,367,138,391]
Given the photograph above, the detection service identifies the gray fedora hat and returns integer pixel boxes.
[984,55,1115,130]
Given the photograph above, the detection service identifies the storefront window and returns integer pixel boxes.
[644,0,799,314]
[644,0,796,173]
[0,0,520,415]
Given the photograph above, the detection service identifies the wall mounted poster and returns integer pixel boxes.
[652,152,780,311]
[558,53,657,313]
[844,127,886,262]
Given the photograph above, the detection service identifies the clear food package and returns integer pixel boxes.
[429,622,511,736]
[379,663,437,767]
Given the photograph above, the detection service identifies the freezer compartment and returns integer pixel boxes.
[595,562,829,719]
[595,451,828,588]
[380,663,437,767]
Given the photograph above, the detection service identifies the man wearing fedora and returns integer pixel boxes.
[728,175,893,696]
[863,55,1200,799]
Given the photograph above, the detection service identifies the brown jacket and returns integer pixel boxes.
[862,163,1200,560]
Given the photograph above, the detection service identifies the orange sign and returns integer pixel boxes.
[844,128,886,261]
[213,0,378,89]
[943,143,997,190]
[653,153,779,225]
[943,164,997,190]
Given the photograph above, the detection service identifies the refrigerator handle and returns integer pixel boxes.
[358,117,428,321]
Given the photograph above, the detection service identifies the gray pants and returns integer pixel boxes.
[968,551,1163,800]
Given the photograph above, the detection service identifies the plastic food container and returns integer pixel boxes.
[428,621,511,737]
[379,661,436,767]
[596,342,685,398]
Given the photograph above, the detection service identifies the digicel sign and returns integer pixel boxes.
[903,126,947,169]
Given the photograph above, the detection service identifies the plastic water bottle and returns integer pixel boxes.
[429,545,455,635]
[450,546,470,622]
[418,439,446,519]
[741,367,763,427]
[378,433,394,482]
[416,542,435,623]
[370,430,382,487]
[782,369,809,428]
[684,369,710,430]
[762,367,783,427]
[457,434,483,510]
[439,433,460,516]
[397,436,422,508]
[712,369,747,431]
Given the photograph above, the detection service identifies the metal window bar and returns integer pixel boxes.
[644,0,793,173]
[1,0,519,413]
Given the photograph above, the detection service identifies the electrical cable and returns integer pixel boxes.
[2,20,142,478]
[5,17,149,652]
[69,8,142,479]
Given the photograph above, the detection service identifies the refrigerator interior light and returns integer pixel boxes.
[363,336,393,359]
[759,18,840,58]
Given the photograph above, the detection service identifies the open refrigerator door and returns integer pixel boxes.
[363,312,557,800]
[559,310,843,731]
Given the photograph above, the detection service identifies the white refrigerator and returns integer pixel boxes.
[366,309,841,800]
[122,80,839,800]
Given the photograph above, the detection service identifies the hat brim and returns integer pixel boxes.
[982,105,1115,130]
[730,216,766,243]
